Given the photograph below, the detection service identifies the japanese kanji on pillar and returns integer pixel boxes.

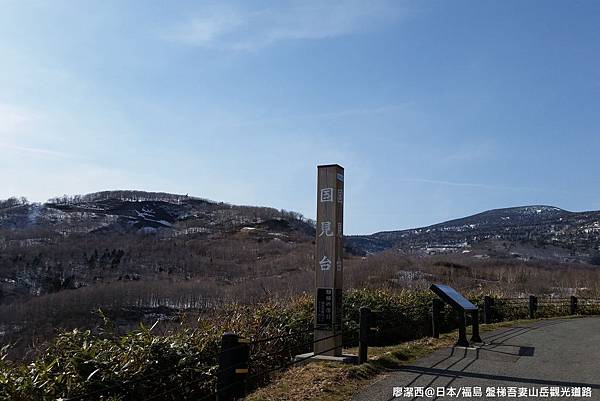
[314,164,344,356]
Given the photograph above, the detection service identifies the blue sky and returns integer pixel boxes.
[1,0,599,234]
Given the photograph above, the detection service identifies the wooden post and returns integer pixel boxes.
[483,296,493,324]
[529,295,537,319]
[217,333,249,401]
[358,307,370,364]
[314,164,344,356]
[431,299,443,338]
[570,296,578,315]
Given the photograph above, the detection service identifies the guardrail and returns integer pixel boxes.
[63,294,600,401]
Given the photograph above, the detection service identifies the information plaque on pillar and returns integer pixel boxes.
[430,284,477,311]
[314,164,344,356]
[316,288,333,328]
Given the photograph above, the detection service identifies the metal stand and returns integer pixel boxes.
[456,310,470,347]
[430,284,478,348]
[470,309,483,343]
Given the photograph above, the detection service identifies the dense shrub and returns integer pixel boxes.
[0,297,314,401]
[0,322,221,401]
[1,289,597,400]
[344,288,451,344]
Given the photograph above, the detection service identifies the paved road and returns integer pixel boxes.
[351,317,600,401]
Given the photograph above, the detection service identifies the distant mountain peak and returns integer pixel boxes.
[46,190,208,205]
[1,189,314,238]
[346,204,600,263]
[484,205,566,214]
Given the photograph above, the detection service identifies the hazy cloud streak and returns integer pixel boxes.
[0,143,73,159]
[0,103,41,135]
[395,178,557,193]
[217,103,412,128]
[164,0,406,50]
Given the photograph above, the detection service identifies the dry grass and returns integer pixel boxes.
[245,335,457,401]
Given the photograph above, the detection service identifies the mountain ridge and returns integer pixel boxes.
[0,190,313,234]
[3,191,600,264]
[346,204,600,262]
[0,190,316,303]
[370,205,570,237]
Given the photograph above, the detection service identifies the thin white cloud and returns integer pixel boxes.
[0,103,41,135]
[443,141,496,162]
[396,178,548,192]
[164,0,406,50]
[0,103,74,159]
[218,102,412,128]
[0,143,72,159]
[170,6,244,47]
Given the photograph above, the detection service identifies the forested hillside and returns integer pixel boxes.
[3,191,600,360]
[0,191,315,303]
